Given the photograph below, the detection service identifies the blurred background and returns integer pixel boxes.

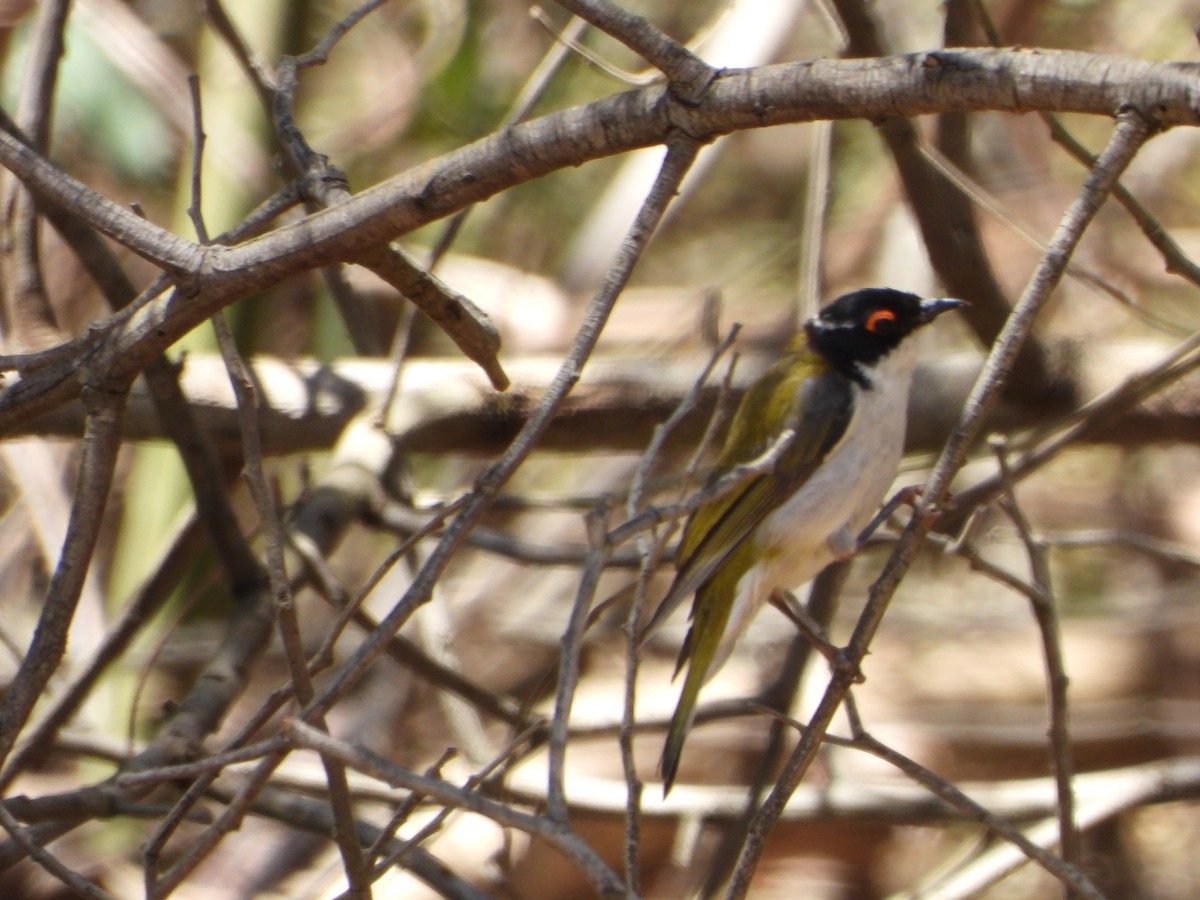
[3,0,1200,897]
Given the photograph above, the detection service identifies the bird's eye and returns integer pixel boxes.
[865,308,897,333]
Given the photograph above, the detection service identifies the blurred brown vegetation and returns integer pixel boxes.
[3,0,1200,898]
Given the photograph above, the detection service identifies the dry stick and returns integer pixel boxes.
[991,436,1081,876]
[619,340,747,884]
[836,696,1104,900]
[117,736,290,789]
[0,332,101,372]
[725,108,1152,899]
[617,326,742,889]
[208,781,489,900]
[286,720,627,897]
[352,767,475,896]
[296,133,704,756]
[298,503,534,728]
[143,619,382,893]
[133,511,517,882]
[21,179,299,365]
[1,0,70,347]
[0,51,1193,324]
[946,326,1200,527]
[363,748,458,870]
[0,803,114,900]
[360,723,546,890]
[185,79,371,897]
[0,387,126,770]
[267,0,507,382]
[381,9,590,416]
[149,129,705,896]
[547,503,614,824]
[930,528,1048,604]
[552,0,714,99]
[375,502,649,568]
[0,530,273,866]
[141,673,305,892]
[0,101,284,811]
[269,0,392,358]
[213,339,371,895]
[543,137,702,831]
[969,0,1200,293]
[915,774,1163,898]
[206,0,508,378]
[0,515,207,788]
[207,329,369,897]
[4,51,1200,438]
[1045,115,1200,287]
[149,749,288,899]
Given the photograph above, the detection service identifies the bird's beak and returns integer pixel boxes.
[918,297,967,324]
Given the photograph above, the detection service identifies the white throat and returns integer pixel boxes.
[854,333,920,393]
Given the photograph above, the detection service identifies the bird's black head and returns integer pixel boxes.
[806,288,963,385]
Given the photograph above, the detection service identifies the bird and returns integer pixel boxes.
[643,287,964,793]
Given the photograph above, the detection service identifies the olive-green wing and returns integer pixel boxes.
[642,363,854,640]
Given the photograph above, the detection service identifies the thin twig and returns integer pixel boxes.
[0,514,206,786]
[971,0,1200,298]
[529,7,657,86]
[0,389,126,769]
[617,324,741,887]
[0,0,70,349]
[547,501,613,822]
[991,435,1081,874]
[552,0,715,99]
[148,750,288,899]
[363,723,546,889]
[844,719,1104,899]
[0,803,114,900]
[191,78,371,896]
[209,776,487,900]
[287,720,627,897]
[947,325,1200,526]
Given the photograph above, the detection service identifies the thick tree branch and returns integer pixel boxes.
[0,48,1197,433]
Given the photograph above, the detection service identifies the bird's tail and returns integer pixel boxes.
[661,614,726,795]
[661,650,706,795]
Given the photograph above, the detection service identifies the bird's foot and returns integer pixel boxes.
[768,590,865,683]
[858,484,958,545]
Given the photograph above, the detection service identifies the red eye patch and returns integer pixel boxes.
[865,309,897,332]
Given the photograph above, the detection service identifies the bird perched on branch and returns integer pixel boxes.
[644,288,963,793]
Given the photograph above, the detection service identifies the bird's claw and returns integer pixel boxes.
[768,590,864,683]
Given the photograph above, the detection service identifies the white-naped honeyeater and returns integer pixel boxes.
[644,287,964,794]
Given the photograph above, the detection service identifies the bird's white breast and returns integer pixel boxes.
[757,338,917,586]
